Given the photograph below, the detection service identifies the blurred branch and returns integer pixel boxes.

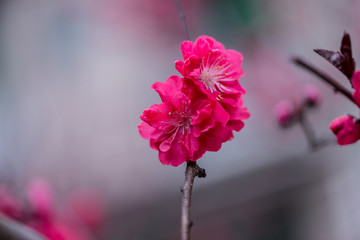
[174,0,190,40]
[292,57,355,104]
[0,215,46,240]
[181,162,206,240]
[298,110,333,150]
[298,110,318,150]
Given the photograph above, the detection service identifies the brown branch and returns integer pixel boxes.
[298,110,318,150]
[297,107,336,151]
[174,0,190,41]
[181,162,206,240]
[292,57,355,104]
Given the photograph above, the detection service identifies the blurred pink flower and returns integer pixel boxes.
[27,178,54,222]
[175,36,249,133]
[0,179,103,240]
[29,220,87,240]
[274,100,295,127]
[329,115,360,145]
[26,178,91,240]
[139,75,232,166]
[352,71,360,107]
[70,190,105,231]
[0,185,23,221]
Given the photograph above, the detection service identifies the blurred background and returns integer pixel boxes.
[0,0,360,239]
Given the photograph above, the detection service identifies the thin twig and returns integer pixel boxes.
[174,0,190,41]
[292,57,355,104]
[297,110,319,150]
[181,162,206,240]
[298,108,336,151]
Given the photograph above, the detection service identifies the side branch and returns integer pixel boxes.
[298,110,318,150]
[174,0,190,41]
[292,57,355,104]
[297,110,333,150]
[181,162,206,240]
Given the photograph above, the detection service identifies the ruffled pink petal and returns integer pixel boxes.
[159,137,174,152]
[200,35,225,50]
[151,75,183,103]
[182,133,200,158]
[180,40,194,59]
[191,105,215,136]
[226,120,245,132]
[138,122,156,140]
[158,140,187,167]
[220,80,246,95]
[175,60,184,75]
[200,124,231,151]
[212,101,231,124]
[225,49,244,80]
[193,37,211,57]
[140,103,171,128]
[182,55,201,77]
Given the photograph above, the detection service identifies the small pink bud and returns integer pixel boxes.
[274,100,295,127]
[303,84,320,107]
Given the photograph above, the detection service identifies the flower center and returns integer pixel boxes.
[165,100,192,136]
[199,55,233,93]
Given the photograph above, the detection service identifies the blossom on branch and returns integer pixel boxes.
[175,36,249,133]
[329,115,360,145]
[139,36,249,166]
[139,75,233,166]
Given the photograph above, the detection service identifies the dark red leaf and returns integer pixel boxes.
[341,32,352,57]
[340,32,355,79]
[314,49,344,71]
[314,32,355,80]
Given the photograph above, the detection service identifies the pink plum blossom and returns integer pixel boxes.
[139,75,233,166]
[352,71,360,107]
[329,115,360,145]
[175,36,249,133]
[0,185,23,221]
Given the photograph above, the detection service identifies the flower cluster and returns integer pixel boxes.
[139,36,249,166]
[0,178,105,240]
[329,70,360,145]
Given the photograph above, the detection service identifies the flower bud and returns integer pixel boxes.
[274,100,295,127]
[303,84,320,108]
